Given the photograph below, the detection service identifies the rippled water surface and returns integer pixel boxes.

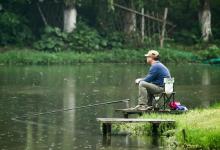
[0,63,219,149]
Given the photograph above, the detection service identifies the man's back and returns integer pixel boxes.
[144,61,171,86]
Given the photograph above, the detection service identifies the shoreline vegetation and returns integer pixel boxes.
[0,47,206,65]
[113,103,220,149]
[1,1,220,66]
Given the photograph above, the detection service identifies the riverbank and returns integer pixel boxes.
[0,47,197,65]
[114,103,220,149]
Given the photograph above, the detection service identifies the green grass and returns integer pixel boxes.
[114,104,220,149]
[0,47,198,65]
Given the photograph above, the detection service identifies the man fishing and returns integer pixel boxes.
[133,50,171,110]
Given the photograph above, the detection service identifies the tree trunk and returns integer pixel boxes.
[63,6,77,33]
[0,4,2,11]
[123,0,136,35]
[199,0,212,42]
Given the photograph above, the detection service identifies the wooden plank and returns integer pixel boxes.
[113,3,175,27]
[97,118,175,123]
[115,109,185,116]
[115,109,171,113]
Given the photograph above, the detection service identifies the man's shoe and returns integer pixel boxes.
[146,106,153,110]
[138,105,153,111]
[129,104,145,110]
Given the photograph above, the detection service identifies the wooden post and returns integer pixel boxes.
[102,123,111,136]
[141,8,145,43]
[182,129,187,142]
[152,11,156,47]
[160,8,168,48]
[147,11,150,39]
[152,123,160,135]
[157,13,161,38]
[163,93,166,110]
[123,102,129,118]
[124,113,128,118]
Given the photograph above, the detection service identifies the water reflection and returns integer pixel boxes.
[100,135,162,150]
[202,69,210,86]
[25,116,33,150]
[201,69,211,107]
[62,77,76,149]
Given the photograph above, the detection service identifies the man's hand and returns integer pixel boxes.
[135,78,143,84]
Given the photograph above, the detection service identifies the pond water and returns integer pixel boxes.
[0,63,220,150]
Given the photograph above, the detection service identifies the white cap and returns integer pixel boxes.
[144,50,159,58]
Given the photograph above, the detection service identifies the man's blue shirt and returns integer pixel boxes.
[143,61,171,86]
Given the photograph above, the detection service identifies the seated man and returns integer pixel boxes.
[134,50,171,110]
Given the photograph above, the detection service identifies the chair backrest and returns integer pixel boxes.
[164,78,174,94]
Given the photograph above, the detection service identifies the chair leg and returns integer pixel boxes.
[163,93,176,110]
[172,93,175,101]
[163,93,166,110]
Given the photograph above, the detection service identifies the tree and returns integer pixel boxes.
[122,0,136,35]
[63,0,77,33]
[199,0,212,42]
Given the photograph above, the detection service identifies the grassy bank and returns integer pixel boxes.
[114,104,220,149]
[0,47,197,65]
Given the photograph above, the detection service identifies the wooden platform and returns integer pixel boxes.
[115,108,170,118]
[115,108,184,118]
[97,118,175,136]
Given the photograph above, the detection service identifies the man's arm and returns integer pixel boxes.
[143,66,158,82]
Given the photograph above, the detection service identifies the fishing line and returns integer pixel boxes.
[12,98,130,120]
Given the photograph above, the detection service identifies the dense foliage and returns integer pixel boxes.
[0,11,32,45]
[33,21,125,52]
[0,0,220,60]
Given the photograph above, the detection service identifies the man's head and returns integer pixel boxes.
[144,50,159,64]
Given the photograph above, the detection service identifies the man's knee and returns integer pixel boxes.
[139,80,149,88]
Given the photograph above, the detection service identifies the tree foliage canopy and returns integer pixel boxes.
[0,0,220,50]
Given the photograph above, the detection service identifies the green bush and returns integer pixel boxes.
[105,32,124,49]
[33,26,67,52]
[34,22,111,52]
[173,30,199,45]
[34,22,138,52]
[158,48,198,63]
[197,45,220,59]
[68,21,106,51]
[0,11,33,45]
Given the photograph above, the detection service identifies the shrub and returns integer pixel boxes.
[0,11,33,45]
[173,30,199,45]
[105,32,124,49]
[197,45,220,59]
[33,26,67,52]
[34,22,109,52]
[68,21,106,51]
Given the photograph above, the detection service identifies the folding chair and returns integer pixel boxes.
[153,78,175,110]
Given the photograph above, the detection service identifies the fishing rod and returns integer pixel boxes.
[12,98,130,120]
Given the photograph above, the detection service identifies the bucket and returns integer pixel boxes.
[164,78,174,94]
